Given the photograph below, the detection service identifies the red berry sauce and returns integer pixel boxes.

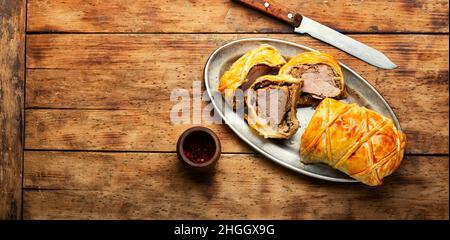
[182,131,216,164]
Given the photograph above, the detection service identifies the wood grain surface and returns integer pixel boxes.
[0,0,25,219]
[25,109,250,153]
[23,151,448,219]
[26,0,449,33]
[25,34,449,154]
[0,0,446,220]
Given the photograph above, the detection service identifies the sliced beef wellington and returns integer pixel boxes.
[218,44,286,109]
[279,52,345,106]
[245,75,302,139]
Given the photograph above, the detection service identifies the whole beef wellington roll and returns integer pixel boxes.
[218,44,286,108]
[245,75,302,139]
[279,52,345,106]
[300,98,406,186]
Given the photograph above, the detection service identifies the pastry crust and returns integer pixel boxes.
[300,98,406,186]
[218,44,286,108]
[246,75,302,139]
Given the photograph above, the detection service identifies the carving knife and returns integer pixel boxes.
[233,0,397,69]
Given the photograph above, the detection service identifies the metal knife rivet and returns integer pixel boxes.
[287,13,293,19]
[264,2,270,8]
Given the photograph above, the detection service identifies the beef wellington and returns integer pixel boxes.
[279,52,345,106]
[218,44,286,109]
[245,75,302,139]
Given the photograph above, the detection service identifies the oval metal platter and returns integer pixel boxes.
[204,38,402,182]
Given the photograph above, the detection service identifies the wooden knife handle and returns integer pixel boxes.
[233,0,302,27]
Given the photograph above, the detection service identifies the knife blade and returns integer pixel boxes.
[233,0,397,69]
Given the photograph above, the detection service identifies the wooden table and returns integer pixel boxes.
[1,0,448,220]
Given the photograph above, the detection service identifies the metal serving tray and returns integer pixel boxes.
[204,38,401,182]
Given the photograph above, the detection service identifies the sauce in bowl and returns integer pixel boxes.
[177,127,221,169]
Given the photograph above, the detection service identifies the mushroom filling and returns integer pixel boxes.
[289,64,341,98]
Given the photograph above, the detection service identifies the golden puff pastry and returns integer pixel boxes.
[245,75,302,139]
[279,52,345,106]
[300,98,406,186]
[218,44,286,108]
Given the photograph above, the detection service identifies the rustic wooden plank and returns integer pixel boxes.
[23,151,449,219]
[25,109,250,152]
[26,34,449,70]
[0,0,25,219]
[25,34,449,154]
[26,0,449,33]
